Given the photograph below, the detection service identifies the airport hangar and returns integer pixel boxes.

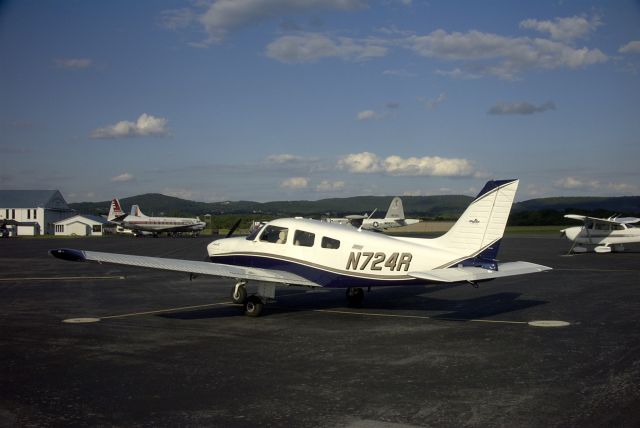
[0,189,97,236]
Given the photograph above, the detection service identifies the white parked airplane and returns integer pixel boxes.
[324,196,420,231]
[51,179,550,317]
[108,198,206,237]
[561,214,640,253]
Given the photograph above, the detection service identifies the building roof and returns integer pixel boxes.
[0,190,71,210]
[54,214,110,225]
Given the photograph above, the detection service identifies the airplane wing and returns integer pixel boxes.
[564,214,639,225]
[49,248,320,287]
[408,261,551,283]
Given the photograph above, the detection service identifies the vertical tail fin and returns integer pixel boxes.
[108,198,126,221]
[130,205,147,217]
[385,197,405,220]
[433,179,519,266]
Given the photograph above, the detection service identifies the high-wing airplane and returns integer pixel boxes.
[561,214,640,253]
[107,198,206,237]
[51,179,550,317]
[324,196,420,231]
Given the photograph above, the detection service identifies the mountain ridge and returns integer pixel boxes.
[69,193,640,219]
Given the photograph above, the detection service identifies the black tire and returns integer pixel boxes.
[346,287,365,307]
[244,296,264,317]
[231,285,248,304]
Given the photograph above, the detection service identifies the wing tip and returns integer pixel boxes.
[49,248,86,262]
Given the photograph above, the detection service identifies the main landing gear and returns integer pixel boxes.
[346,287,365,307]
[229,283,368,317]
[230,281,275,317]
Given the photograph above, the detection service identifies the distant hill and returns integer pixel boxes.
[69,193,640,222]
[69,193,473,218]
[513,196,640,213]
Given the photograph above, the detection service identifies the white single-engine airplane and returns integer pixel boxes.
[51,179,550,317]
[324,196,420,231]
[561,214,640,253]
[108,198,206,237]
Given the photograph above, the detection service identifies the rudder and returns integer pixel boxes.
[385,197,405,220]
[432,179,519,264]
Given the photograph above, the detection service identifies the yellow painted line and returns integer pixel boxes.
[313,308,531,326]
[100,301,235,320]
[554,268,640,272]
[0,275,126,282]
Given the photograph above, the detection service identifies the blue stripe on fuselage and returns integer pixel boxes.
[209,254,421,288]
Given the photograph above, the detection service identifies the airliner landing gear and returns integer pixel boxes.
[346,287,365,307]
[231,281,247,304]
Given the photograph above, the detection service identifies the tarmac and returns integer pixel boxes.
[1,234,640,427]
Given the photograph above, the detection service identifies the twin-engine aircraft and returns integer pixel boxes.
[108,198,206,237]
[324,196,420,231]
[51,179,550,317]
[561,214,640,253]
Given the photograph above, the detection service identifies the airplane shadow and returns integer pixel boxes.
[159,284,547,321]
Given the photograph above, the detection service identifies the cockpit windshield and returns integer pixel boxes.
[246,222,264,240]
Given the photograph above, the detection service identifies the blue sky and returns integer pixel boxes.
[1,0,639,203]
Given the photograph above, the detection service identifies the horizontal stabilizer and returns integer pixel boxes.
[49,248,319,287]
[409,261,551,283]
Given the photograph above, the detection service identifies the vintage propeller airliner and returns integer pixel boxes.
[50,179,550,317]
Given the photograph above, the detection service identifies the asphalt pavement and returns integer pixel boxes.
[1,234,639,427]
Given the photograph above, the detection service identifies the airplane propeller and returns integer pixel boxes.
[225,219,242,238]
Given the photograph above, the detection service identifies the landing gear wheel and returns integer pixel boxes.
[346,287,365,307]
[231,284,248,304]
[244,296,264,317]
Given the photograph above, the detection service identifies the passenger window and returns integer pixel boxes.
[260,225,288,244]
[321,236,340,249]
[293,230,315,247]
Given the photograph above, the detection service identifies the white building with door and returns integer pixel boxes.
[53,214,110,236]
[0,190,75,235]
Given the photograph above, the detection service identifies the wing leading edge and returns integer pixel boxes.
[49,248,319,287]
[408,261,551,283]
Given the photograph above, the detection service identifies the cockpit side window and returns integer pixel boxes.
[259,225,288,244]
[293,230,315,247]
[321,236,340,249]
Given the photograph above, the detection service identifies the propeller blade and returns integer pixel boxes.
[225,219,242,238]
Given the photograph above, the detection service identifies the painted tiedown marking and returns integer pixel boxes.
[0,276,125,282]
[63,301,568,327]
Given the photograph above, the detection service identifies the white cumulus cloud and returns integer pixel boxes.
[111,172,135,182]
[91,114,170,139]
[280,177,309,189]
[424,93,447,110]
[54,58,93,70]
[338,152,383,173]
[619,41,640,55]
[356,110,381,120]
[316,180,345,192]
[519,15,601,42]
[408,27,607,80]
[488,101,556,115]
[266,33,387,63]
[198,0,366,43]
[553,177,600,190]
[338,152,475,177]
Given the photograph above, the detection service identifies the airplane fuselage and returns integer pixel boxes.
[207,218,462,288]
[122,215,206,233]
[563,225,640,245]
